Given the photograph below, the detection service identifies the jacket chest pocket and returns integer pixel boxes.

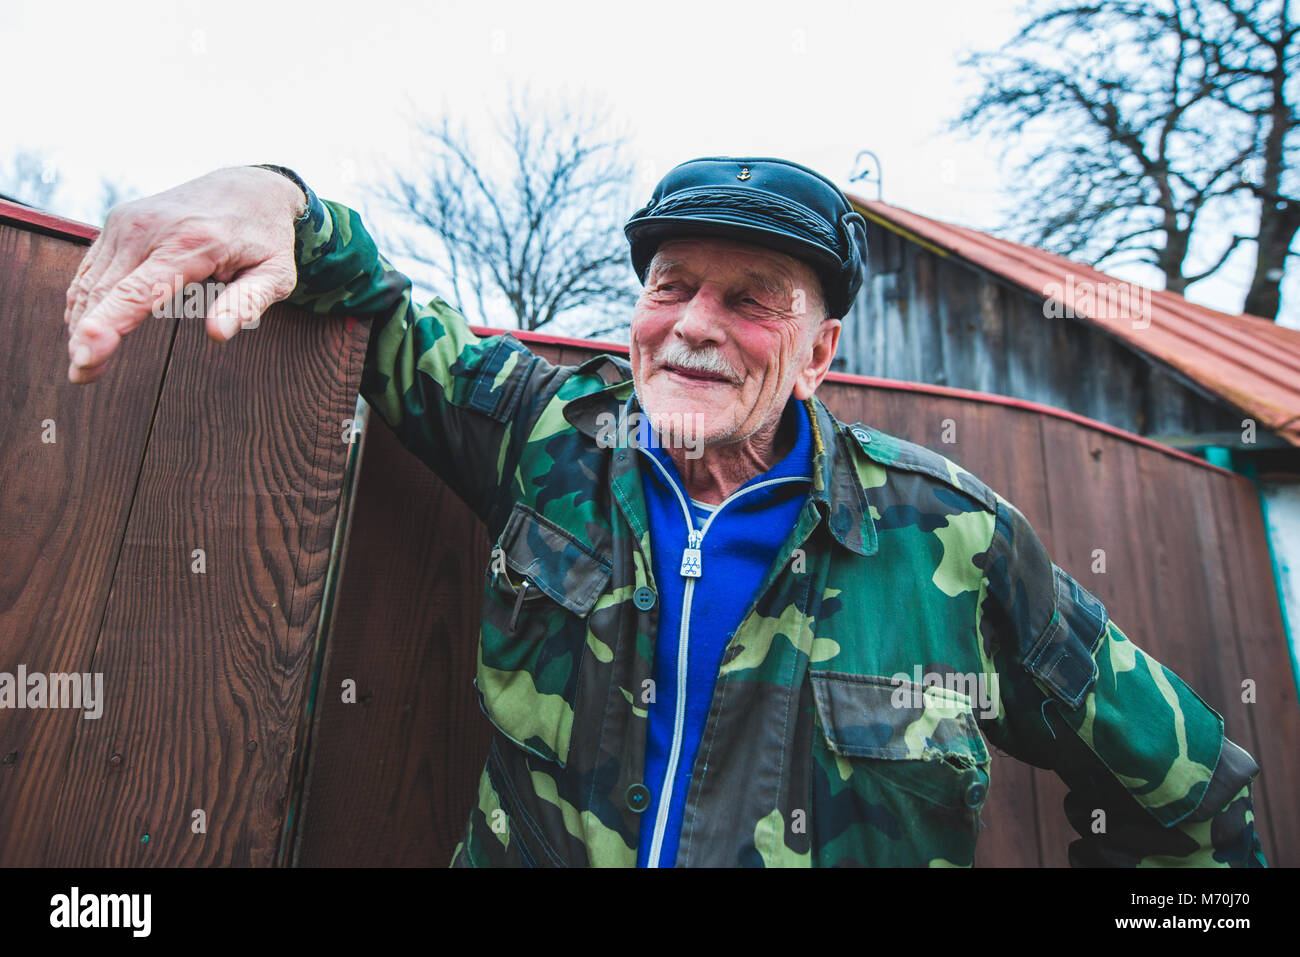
[476,503,613,768]
[808,671,991,867]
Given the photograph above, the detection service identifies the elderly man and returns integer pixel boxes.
[63,156,1266,868]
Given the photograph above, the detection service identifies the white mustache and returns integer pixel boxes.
[656,341,739,383]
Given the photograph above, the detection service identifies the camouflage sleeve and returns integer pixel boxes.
[278,173,569,530]
[976,497,1267,867]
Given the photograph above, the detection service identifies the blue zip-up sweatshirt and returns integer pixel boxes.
[634,397,813,867]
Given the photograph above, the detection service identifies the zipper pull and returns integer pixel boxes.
[509,579,533,632]
[680,530,702,578]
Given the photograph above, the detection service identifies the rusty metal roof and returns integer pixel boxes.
[849,195,1300,448]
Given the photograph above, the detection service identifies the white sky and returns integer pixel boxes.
[3,0,1296,329]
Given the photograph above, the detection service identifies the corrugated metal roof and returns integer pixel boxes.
[850,195,1300,448]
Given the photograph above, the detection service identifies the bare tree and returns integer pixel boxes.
[954,0,1299,320]
[372,92,640,337]
[1215,1,1300,316]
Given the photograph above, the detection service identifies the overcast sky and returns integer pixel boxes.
[3,0,1296,329]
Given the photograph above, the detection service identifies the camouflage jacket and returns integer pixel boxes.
[284,178,1267,868]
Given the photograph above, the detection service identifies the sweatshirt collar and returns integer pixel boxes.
[637,393,813,497]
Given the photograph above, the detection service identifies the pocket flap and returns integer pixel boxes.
[496,504,613,617]
[1025,565,1105,708]
[809,671,989,767]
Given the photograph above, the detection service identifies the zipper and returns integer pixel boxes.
[638,448,809,868]
[680,528,703,577]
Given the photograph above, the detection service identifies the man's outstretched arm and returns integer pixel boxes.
[976,496,1267,867]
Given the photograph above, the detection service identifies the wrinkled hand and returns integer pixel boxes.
[63,166,306,383]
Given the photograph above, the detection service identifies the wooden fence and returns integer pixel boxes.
[0,203,368,865]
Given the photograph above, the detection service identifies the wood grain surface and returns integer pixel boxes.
[291,419,492,866]
[0,224,174,866]
[0,220,368,866]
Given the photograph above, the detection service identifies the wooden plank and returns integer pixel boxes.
[1129,443,1280,863]
[1183,466,1280,864]
[0,224,176,867]
[291,420,493,866]
[1029,418,1290,865]
[1210,477,1299,865]
[37,304,367,866]
[292,339,574,865]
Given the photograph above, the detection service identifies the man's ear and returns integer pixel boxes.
[793,317,841,400]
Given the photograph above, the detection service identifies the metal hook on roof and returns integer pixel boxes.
[850,150,882,202]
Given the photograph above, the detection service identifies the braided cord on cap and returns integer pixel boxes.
[645,187,841,250]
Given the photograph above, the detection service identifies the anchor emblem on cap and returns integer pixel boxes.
[737,166,751,180]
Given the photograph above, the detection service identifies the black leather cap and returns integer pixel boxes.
[624,156,868,318]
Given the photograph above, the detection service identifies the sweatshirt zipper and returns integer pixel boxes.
[639,449,809,868]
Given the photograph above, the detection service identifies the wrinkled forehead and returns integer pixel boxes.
[648,237,817,291]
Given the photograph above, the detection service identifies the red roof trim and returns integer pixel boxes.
[0,198,98,243]
[469,325,616,354]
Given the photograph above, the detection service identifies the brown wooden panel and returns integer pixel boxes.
[292,340,573,865]
[0,218,370,869]
[1183,466,1281,864]
[0,225,176,866]
[292,419,493,866]
[1212,477,1298,865]
[35,305,366,866]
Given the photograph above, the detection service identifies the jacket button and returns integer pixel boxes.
[964,781,986,808]
[626,783,650,812]
[632,586,656,610]
[851,427,872,444]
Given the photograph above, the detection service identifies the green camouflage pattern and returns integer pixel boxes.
[283,176,1267,868]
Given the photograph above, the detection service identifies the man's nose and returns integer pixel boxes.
[672,285,727,344]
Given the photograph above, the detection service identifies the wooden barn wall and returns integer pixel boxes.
[0,216,369,866]
[298,336,1298,868]
[835,224,1251,447]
